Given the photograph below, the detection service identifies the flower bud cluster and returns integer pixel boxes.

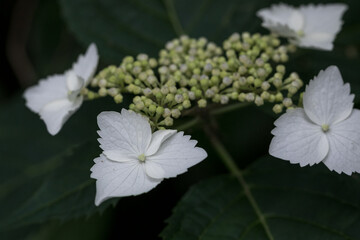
[86,33,303,129]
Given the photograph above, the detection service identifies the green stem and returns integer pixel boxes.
[177,102,251,131]
[211,102,251,115]
[163,0,185,36]
[202,118,274,240]
[176,117,200,131]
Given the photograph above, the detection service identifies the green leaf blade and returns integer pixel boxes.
[162,157,360,240]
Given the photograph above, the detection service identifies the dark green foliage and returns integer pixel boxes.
[162,156,360,240]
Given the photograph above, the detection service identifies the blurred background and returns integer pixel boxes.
[1,0,359,239]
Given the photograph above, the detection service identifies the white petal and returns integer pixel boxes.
[257,3,303,36]
[39,97,82,135]
[72,43,99,84]
[103,150,136,162]
[303,66,354,126]
[322,109,360,175]
[299,4,347,50]
[146,129,176,156]
[24,74,68,113]
[269,108,329,167]
[144,162,165,179]
[66,71,84,92]
[90,155,162,206]
[97,110,152,156]
[147,132,207,178]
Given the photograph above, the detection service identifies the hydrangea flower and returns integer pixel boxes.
[257,3,347,50]
[91,109,207,206]
[24,44,99,135]
[269,66,360,175]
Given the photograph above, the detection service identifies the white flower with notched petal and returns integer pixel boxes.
[257,3,347,50]
[24,43,99,135]
[91,109,207,206]
[270,66,360,175]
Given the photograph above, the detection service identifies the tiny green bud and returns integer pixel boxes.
[99,79,107,88]
[255,96,264,106]
[114,94,123,103]
[273,104,283,114]
[164,117,174,126]
[275,92,283,102]
[107,88,119,97]
[246,93,255,102]
[198,99,207,108]
[276,65,285,74]
[171,109,181,118]
[183,100,191,109]
[261,91,270,100]
[283,98,293,107]
[288,86,298,94]
[87,91,96,100]
[98,88,107,96]
[261,82,270,91]
[156,106,164,115]
[135,101,145,110]
[247,76,255,84]
[175,94,184,103]
[149,104,157,113]
[220,95,229,104]
[163,108,171,117]
[238,93,246,102]
[254,78,262,87]
[155,92,163,100]
[188,91,196,100]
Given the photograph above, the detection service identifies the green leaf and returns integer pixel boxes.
[0,96,121,233]
[58,0,274,63]
[161,156,360,240]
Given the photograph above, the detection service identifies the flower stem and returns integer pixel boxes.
[202,116,274,240]
[176,117,200,131]
[163,0,185,36]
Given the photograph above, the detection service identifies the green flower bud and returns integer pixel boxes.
[261,91,270,100]
[283,98,293,107]
[220,95,229,104]
[238,93,246,102]
[198,99,207,108]
[156,106,164,115]
[255,96,264,106]
[246,93,255,102]
[87,91,96,100]
[275,92,283,102]
[171,109,181,118]
[164,117,174,126]
[228,91,237,100]
[135,101,145,110]
[267,94,274,102]
[254,78,262,87]
[124,75,134,84]
[247,76,255,84]
[261,82,270,91]
[276,65,285,74]
[98,88,107,96]
[175,94,184,103]
[114,94,123,103]
[107,88,119,97]
[99,79,107,88]
[149,104,157,113]
[155,92,163,100]
[183,99,191,109]
[273,104,283,114]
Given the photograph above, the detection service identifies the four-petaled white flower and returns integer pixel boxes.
[270,66,360,175]
[257,3,347,50]
[90,109,208,206]
[24,43,99,135]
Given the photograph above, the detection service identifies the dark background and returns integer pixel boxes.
[1,0,359,239]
